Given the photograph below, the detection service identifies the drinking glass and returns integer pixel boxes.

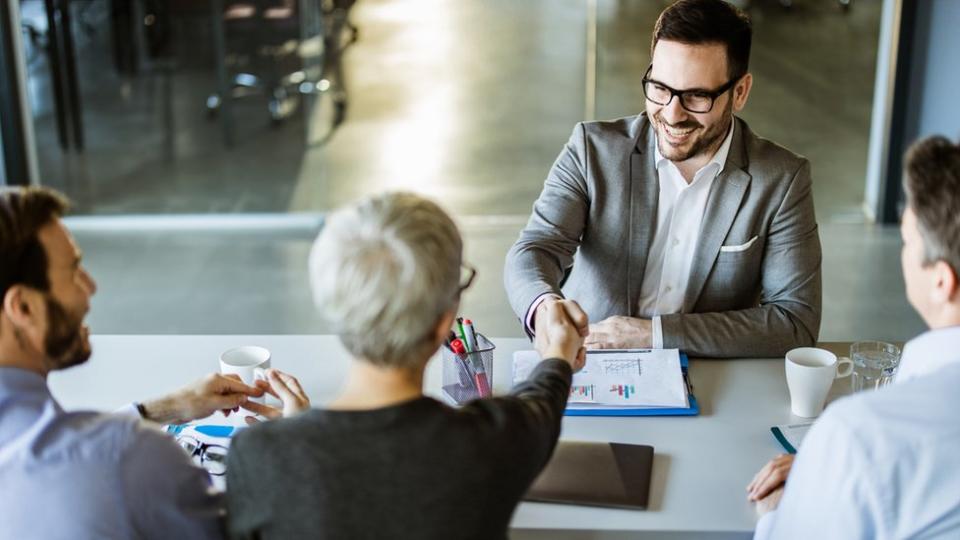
[850,341,900,392]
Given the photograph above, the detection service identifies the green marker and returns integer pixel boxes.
[456,317,471,353]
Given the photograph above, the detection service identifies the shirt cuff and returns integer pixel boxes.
[652,316,663,349]
[525,293,563,335]
[754,510,777,539]
[116,403,142,418]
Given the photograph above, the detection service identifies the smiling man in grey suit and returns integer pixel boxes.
[504,0,821,358]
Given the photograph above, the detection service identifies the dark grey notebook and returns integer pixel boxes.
[524,441,654,510]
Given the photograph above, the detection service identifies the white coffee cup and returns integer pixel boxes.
[785,347,853,418]
[220,346,271,403]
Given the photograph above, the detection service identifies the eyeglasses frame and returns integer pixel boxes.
[177,435,229,476]
[458,263,477,297]
[641,64,744,114]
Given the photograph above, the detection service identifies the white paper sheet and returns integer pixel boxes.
[513,349,688,408]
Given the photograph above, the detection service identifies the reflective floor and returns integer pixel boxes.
[32,0,924,344]
[74,219,925,344]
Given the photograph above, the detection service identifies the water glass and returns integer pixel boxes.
[850,341,900,392]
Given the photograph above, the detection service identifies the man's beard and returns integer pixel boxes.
[43,296,91,371]
[654,100,733,164]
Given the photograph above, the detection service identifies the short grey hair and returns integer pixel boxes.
[309,192,463,368]
[904,135,960,276]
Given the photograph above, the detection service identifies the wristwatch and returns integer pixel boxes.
[134,402,149,419]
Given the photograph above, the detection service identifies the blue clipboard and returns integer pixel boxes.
[564,352,699,417]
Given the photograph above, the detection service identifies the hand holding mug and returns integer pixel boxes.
[241,368,311,424]
[139,373,264,424]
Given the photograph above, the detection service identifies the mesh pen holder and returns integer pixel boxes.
[442,333,495,405]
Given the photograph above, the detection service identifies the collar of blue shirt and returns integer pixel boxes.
[0,367,50,399]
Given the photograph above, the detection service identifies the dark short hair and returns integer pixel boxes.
[0,187,69,303]
[904,136,960,276]
[652,0,752,80]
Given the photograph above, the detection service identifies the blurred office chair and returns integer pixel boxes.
[204,0,304,123]
[205,0,357,133]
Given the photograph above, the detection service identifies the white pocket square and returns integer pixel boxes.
[719,235,759,253]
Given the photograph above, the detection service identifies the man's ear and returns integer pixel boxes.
[2,285,41,329]
[732,73,753,112]
[933,260,959,304]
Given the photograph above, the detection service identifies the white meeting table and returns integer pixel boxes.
[48,335,855,540]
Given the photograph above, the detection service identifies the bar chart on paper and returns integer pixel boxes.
[570,384,596,401]
[607,384,638,400]
[514,349,689,409]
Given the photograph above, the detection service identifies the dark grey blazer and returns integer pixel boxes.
[504,114,822,358]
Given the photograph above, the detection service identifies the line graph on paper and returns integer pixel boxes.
[600,358,642,376]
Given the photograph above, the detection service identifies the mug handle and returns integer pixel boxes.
[835,357,854,379]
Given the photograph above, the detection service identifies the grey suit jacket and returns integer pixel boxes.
[504,114,822,358]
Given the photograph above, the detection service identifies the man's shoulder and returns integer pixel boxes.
[819,368,960,450]
[33,409,143,462]
[573,114,649,152]
[739,120,809,177]
[580,114,647,138]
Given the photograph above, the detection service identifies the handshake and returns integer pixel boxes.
[533,298,590,372]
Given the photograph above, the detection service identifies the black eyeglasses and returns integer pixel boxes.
[641,65,742,114]
[177,435,228,476]
[458,263,477,296]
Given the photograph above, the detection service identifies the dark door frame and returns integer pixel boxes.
[0,0,37,186]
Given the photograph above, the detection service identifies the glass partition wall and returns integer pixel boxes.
[1,0,896,338]
[18,0,592,218]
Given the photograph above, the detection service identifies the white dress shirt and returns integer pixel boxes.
[639,121,735,347]
[755,326,960,539]
[525,121,735,348]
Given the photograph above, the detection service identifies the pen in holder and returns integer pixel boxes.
[442,333,495,405]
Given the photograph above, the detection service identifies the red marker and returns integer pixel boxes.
[451,339,490,398]
[449,339,473,388]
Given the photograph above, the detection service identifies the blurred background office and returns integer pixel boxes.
[0,0,956,340]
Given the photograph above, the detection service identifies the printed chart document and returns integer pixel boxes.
[514,349,688,409]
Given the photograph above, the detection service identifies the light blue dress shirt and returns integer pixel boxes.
[0,367,223,540]
[755,326,960,539]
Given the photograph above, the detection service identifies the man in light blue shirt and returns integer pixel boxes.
[747,136,960,538]
[0,187,267,539]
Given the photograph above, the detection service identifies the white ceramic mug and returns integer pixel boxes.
[785,347,853,418]
[219,346,271,403]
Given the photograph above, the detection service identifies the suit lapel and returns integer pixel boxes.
[683,120,752,312]
[627,119,659,317]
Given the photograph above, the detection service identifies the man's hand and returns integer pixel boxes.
[754,486,784,517]
[747,454,795,501]
[241,368,311,424]
[140,373,264,424]
[585,316,652,349]
[535,297,589,339]
[534,299,588,372]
